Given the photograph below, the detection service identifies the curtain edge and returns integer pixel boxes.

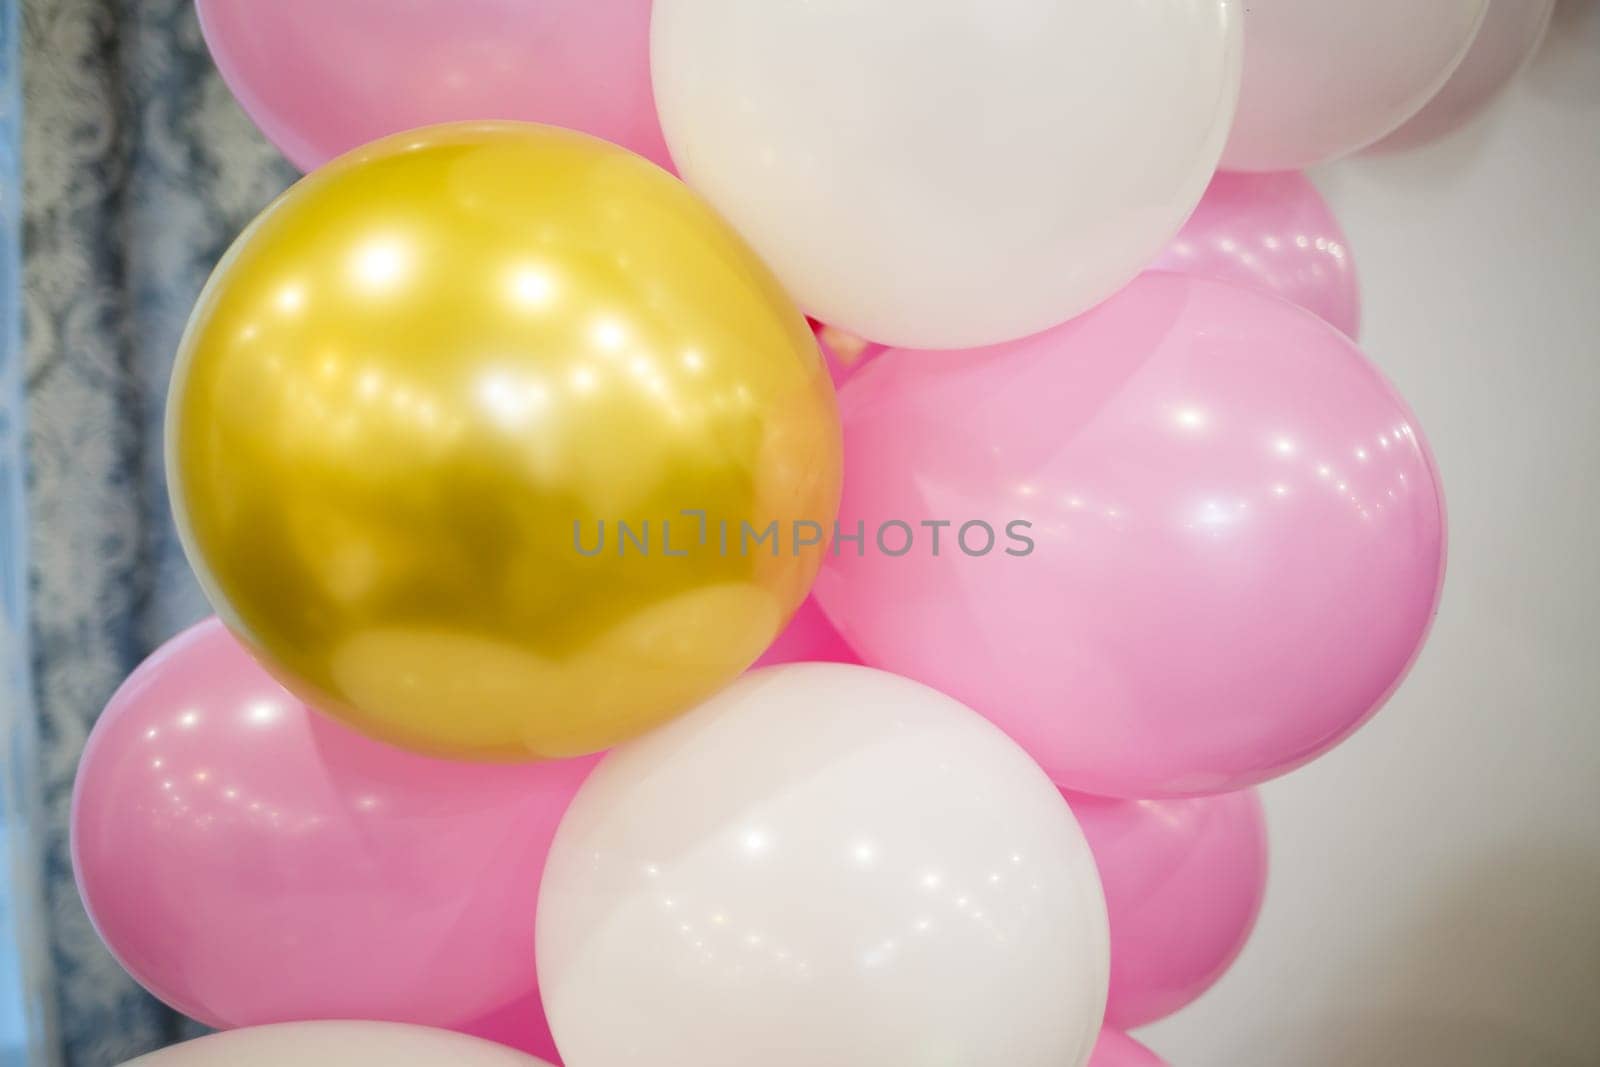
[2,0,62,1061]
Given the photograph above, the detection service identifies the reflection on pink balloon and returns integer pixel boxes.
[197,0,668,172]
[815,273,1446,798]
[72,618,594,1059]
[1068,790,1268,1028]
[1089,1030,1167,1067]
[1151,171,1360,338]
[1373,0,1555,152]
[752,596,859,669]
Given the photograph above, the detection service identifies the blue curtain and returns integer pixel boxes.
[17,1,294,1062]
[3,1,51,1064]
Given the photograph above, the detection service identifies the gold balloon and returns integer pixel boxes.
[168,123,841,760]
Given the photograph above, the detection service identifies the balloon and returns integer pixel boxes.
[121,1021,551,1066]
[455,990,566,1061]
[167,123,841,761]
[1088,1030,1167,1067]
[538,664,1110,1067]
[652,0,1241,348]
[1150,171,1360,339]
[814,273,1446,798]
[810,322,880,388]
[1068,790,1268,1028]
[751,596,859,670]
[1373,0,1556,152]
[1222,0,1489,171]
[73,619,593,1055]
[196,0,669,172]
[736,335,863,670]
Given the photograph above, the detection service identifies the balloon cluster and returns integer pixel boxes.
[69,0,1543,1063]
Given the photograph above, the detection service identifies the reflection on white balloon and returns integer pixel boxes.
[538,664,1110,1067]
[652,0,1241,348]
[1222,0,1489,171]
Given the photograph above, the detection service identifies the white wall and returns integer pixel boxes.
[1143,3,1600,1063]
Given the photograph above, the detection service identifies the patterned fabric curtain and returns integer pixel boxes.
[20,1,293,1062]
[4,0,55,1064]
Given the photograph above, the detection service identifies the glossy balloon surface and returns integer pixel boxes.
[653,0,1241,348]
[167,123,840,760]
[816,273,1447,797]
[538,664,1110,1067]
[122,1021,551,1067]
[73,619,592,1051]
[1375,0,1556,152]
[1069,790,1268,1027]
[197,0,669,172]
[1151,171,1360,338]
[1222,0,1488,170]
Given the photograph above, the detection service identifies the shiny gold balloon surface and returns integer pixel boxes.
[168,123,840,760]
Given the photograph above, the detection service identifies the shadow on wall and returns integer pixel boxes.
[1551,0,1600,33]
[1230,847,1600,1066]
[1526,0,1600,100]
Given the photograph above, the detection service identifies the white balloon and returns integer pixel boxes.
[121,1022,551,1066]
[651,0,1240,349]
[538,664,1110,1067]
[1374,0,1555,152]
[1222,0,1489,171]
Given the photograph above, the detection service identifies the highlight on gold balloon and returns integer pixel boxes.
[165,121,842,760]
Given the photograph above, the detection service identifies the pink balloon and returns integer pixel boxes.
[196,0,670,173]
[752,596,860,669]
[1068,790,1268,1028]
[814,273,1446,798]
[457,991,565,1062]
[1151,171,1361,338]
[72,618,594,1060]
[1089,1030,1167,1067]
